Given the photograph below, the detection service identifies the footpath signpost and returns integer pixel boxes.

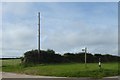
[82,47,87,68]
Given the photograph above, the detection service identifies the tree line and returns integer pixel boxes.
[22,49,119,64]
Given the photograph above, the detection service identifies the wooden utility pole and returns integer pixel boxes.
[38,12,40,54]
[85,47,87,68]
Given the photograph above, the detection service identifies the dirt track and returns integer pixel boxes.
[1,72,119,80]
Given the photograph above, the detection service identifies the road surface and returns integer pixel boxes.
[1,72,119,80]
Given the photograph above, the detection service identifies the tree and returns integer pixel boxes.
[22,49,120,64]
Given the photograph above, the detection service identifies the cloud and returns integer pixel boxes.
[39,3,118,55]
[41,21,117,54]
[2,22,37,57]
[3,3,31,16]
[0,3,2,58]
[1,0,119,2]
[2,2,118,58]
[3,22,37,49]
[2,2,37,58]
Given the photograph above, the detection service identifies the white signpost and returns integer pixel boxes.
[82,47,87,68]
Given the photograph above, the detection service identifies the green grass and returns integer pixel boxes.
[0,60,2,71]
[1,59,119,78]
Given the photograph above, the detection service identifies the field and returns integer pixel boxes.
[1,59,119,78]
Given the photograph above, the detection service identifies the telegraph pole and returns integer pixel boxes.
[38,12,40,54]
[85,47,87,68]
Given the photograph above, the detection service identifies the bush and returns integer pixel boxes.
[23,49,64,64]
[22,49,120,64]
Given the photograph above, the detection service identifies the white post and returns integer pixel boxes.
[82,47,87,68]
[99,58,101,69]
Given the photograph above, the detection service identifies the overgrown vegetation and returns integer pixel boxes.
[2,49,119,78]
[22,49,119,64]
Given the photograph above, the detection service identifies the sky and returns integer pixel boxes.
[1,2,118,58]
[1,0,120,2]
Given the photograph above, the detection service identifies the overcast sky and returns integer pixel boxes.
[1,2,118,58]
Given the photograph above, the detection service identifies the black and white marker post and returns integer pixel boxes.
[99,58,101,70]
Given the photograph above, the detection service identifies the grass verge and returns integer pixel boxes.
[2,59,119,78]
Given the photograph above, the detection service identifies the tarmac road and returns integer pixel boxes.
[1,72,119,80]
